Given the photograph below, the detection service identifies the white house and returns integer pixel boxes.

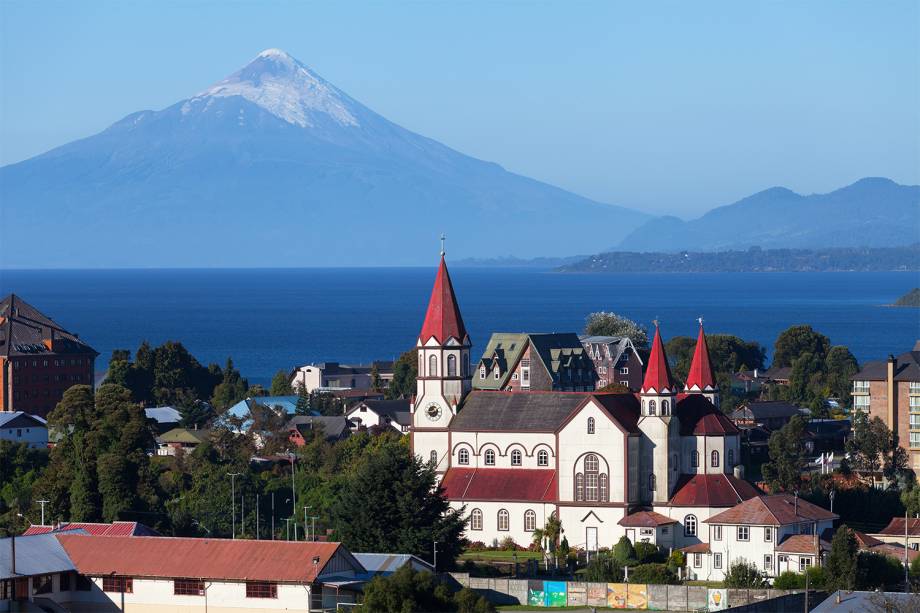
[682,494,838,582]
[409,254,765,552]
[346,399,411,434]
[0,411,47,448]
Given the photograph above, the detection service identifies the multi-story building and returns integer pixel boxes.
[290,361,394,393]
[851,342,920,470]
[474,332,597,392]
[0,294,98,418]
[0,411,48,448]
[580,335,644,390]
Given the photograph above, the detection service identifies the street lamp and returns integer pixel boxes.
[227,472,241,539]
[303,506,311,541]
[288,453,297,541]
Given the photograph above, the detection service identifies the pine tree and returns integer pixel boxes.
[270,369,293,396]
[826,526,858,591]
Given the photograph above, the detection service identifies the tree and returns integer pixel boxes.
[295,384,310,415]
[532,514,562,550]
[723,559,768,588]
[386,349,418,400]
[773,570,805,589]
[762,415,808,492]
[270,370,293,396]
[361,565,493,613]
[787,351,826,405]
[825,346,859,406]
[0,441,49,536]
[856,551,904,590]
[666,333,767,410]
[773,325,831,368]
[613,535,637,565]
[634,542,663,563]
[825,526,858,591]
[584,312,649,350]
[370,363,383,393]
[210,358,249,411]
[846,411,894,477]
[331,442,466,570]
[628,563,679,584]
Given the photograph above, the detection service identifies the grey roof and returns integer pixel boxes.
[0,530,86,579]
[853,345,920,382]
[287,415,349,439]
[580,335,643,365]
[0,294,98,358]
[451,391,589,432]
[350,399,411,426]
[474,332,596,391]
[763,366,793,380]
[812,591,920,613]
[144,406,182,424]
[0,411,47,429]
[729,401,803,420]
[353,553,433,575]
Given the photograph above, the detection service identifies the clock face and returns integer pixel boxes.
[426,403,443,421]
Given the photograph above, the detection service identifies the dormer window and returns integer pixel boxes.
[493,367,500,380]
[480,366,486,379]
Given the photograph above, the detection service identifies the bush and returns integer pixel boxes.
[666,550,685,573]
[499,536,519,551]
[724,559,769,588]
[857,551,904,590]
[454,587,496,613]
[581,553,624,582]
[805,566,827,589]
[773,571,805,589]
[613,536,637,565]
[627,563,679,585]
[467,541,487,552]
[634,542,663,563]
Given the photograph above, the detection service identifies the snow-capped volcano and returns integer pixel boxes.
[181,49,359,128]
[0,49,650,268]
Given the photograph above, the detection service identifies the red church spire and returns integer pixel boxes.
[685,318,716,392]
[419,254,468,345]
[641,322,675,394]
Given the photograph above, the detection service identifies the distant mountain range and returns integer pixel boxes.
[617,178,919,252]
[0,49,649,268]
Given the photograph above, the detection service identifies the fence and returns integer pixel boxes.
[446,574,804,611]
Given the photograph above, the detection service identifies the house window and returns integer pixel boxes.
[524,510,536,532]
[521,366,530,388]
[471,509,483,530]
[693,553,702,568]
[852,380,870,394]
[585,454,600,501]
[537,450,549,466]
[713,525,722,541]
[429,355,437,377]
[587,417,595,434]
[620,367,629,375]
[484,449,495,465]
[480,366,486,379]
[854,395,871,411]
[648,400,657,415]
[103,576,133,594]
[512,373,519,380]
[661,400,670,415]
[174,579,205,596]
[738,526,749,541]
[246,582,278,599]
[911,414,920,429]
[911,432,920,449]
[497,509,510,531]
[33,575,52,595]
[714,553,723,569]
[447,355,457,377]
[765,527,773,542]
[799,557,812,572]
[458,448,469,465]
[511,450,522,466]
[649,473,656,493]
[727,449,735,467]
[599,473,608,502]
[494,367,500,380]
[711,450,720,468]
[430,450,437,465]
[685,515,697,537]
[764,554,773,570]
[575,473,585,501]
[691,451,699,468]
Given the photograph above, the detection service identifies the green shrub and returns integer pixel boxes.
[454,587,496,613]
[856,551,904,590]
[627,563,679,584]
[773,571,805,589]
[581,553,624,582]
[613,535,637,565]
[499,536,518,551]
[724,559,769,588]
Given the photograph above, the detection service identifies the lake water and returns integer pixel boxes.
[1,268,918,385]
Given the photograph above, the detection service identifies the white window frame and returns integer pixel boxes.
[484,449,495,465]
[764,526,773,542]
[497,509,510,531]
[458,448,469,465]
[713,525,722,541]
[713,553,722,569]
[737,526,749,541]
[684,515,697,537]
[511,449,522,466]
[537,450,549,466]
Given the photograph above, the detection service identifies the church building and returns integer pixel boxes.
[410,255,761,552]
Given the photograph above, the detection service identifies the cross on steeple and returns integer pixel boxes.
[440,234,446,256]
[698,316,704,326]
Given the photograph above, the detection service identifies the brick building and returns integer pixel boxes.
[474,332,597,392]
[580,335,644,390]
[851,341,920,470]
[0,295,98,418]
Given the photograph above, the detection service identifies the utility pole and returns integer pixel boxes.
[36,500,49,526]
[310,516,318,543]
[433,541,439,571]
[289,453,297,541]
[905,507,910,593]
[256,494,260,540]
[303,507,311,541]
[284,518,292,541]
[227,472,241,539]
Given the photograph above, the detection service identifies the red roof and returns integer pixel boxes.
[685,323,715,392]
[440,468,557,502]
[775,534,829,554]
[704,494,837,525]
[57,535,354,583]
[680,543,711,554]
[868,543,920,563]
[23,521,159,537]
[419,256,467,345]
[641,325,675,394]
[877,517,920,537]
[675,394,739,436]
[669,474,761,507]
[618,511,678,527]
[853,531,883,548]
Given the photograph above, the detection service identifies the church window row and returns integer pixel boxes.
[575,454,608,502]
[470,509,537,532]
[645,399,671,416]
[456,447,551,467]
[421,352,469,378]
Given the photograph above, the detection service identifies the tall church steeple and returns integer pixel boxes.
[684,318,719,407]
[638,322,678,504]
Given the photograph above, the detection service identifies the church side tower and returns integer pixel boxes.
[637,324,679,504]
[684,319,719,408]
[410,249,472,476]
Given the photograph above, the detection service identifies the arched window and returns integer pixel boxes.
[727,449,735,467]
[662,400,670,415]
[684,514,698,537]
[511,449,522,466]
[648,400,657,415]
[497,509,510,531]
[479,365,486,379]
[470,509,483,531]
[649,473,657,493]
[419,354,423,373]
[484,449,495,466]
[458,448,469,465]
[537,450,549,467]
[599,473,608,502]
[691,451,699,468]
[447,354,457,377]
[587,417,595,434]
[429,355,437,377]
[711,450,720,468]
[524,510,536,532]
[575,473,585,501]
[585,454,599,501]
[430,450,437,465]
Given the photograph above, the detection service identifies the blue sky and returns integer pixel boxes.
[1,1,917,216]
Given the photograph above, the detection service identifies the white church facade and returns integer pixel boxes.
[409,254,763,554]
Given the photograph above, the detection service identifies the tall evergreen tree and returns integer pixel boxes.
[270,369,293,396]
[762,415,808,492]
[826,526,858,591]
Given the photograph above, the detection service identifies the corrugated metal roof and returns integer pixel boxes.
[669,474,761,507]
[24,521,159,537]
[618,511,678,527]
[441,468,557,502]
[57,535,356,583]
[1,530,85,579]
[353,553,433,574]
[704,494,837,525]
[451,390,589,432]
[0,411,46,428]
[144,406,182,424]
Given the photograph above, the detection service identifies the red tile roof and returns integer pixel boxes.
[877,517,920,537]
[419,256,467,345]
[704,494,837,525]
[440,468,557,502]
[775,534,829,554]
[853,531,883,548]
[641,325,675,394]
[669,474,761,507]
[685,323,715,392]
[23,521,159,537]
[57,535,355,583]
[675,394,740,436]
[679,543,711,554]
[618,511,678,527]
[869,543,920,563]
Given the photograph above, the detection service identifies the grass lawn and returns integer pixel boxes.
[460,550,543,561]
